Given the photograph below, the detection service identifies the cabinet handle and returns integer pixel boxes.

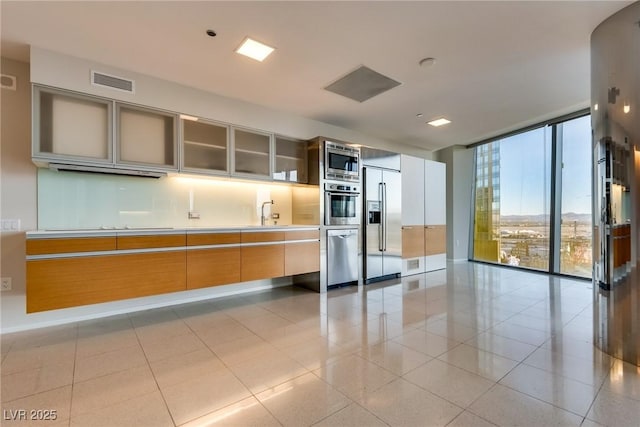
[402,226,413,230]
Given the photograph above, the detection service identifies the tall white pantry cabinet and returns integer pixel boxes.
[400,155,447,276]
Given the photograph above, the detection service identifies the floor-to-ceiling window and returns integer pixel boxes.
[471,113,592,278]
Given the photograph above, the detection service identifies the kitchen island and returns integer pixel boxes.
[26,226,320,313]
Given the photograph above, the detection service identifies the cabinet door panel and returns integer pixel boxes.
[241,244,284,281]
[118,105,176,168]
[285,241,319,276]
[401,155,425,225]
[187,247,241,289]
[27,237,117,255]
[425,225,446,255]
[27,251,186,313]
[425,160,446,225]
[402,226,425,259]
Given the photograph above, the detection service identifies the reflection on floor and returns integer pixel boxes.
[1,262,639,426]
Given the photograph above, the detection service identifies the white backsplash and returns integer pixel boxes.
[37,169,305,229]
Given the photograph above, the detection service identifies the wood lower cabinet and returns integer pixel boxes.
[27,236,117,255]
[402,226,425,259]
[241,244,285,282]
[285,241,320,276]
[26,251,186,313]
[187,247,241,289]
[424,225,446,256]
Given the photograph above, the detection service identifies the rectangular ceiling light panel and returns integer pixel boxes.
[324,66,401,103]
[235,37,275,62]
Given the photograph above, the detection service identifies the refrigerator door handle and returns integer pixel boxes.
[378,182,384,252]
[383,182,387,251]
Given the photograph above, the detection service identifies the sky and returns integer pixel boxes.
[496,115,591,216]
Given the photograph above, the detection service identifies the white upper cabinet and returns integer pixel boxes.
[274,136,308,183]
[181,118,228,174]
[117,104,177,170]
[401,154,425,225]
[232,127,272,178]
[33,86,112,164]
[424,159,446,225]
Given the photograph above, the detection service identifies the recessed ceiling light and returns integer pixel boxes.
[427,118,451,127]
[623,103,631,114]
[419,57,436,67]
[416,113,423,118]
[235,37,275,62]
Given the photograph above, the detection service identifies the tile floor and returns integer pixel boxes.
[1,262,639,426]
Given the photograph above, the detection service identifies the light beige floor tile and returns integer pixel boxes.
[160,368,251,425]
[365,316,410,341]
[404,359,494,408]
[360,377,462,427]
[149,348,226,389]
[499,363,598,416]
[179,396,281,427]
[75,329,139,360]
[282,336,353,371]
[446,411,497,427]
[71,365,158,417]
[229,350,309,394]
[209,334,279,367]
[238,312,294,335]
[256,372,351,427]
[256,323,321,349]
[1,342,76,375]
[358,340,432,375]
[70,390,172,427]
[1,360,74,402]
[0,385,72,427]
[313,354,398,402]
[77,315,133,338]
[465,331,538,362]
[312,402,388,427]
[468,384,582,426]
[523,347,612,387]
[134,320,193,346]
[392,329,459,357]
[7,326,78,351]
[73,344,147,383]
[140,331,206,362]
[222,304,274,322]
[586,389,640,427]
[422,319,481,342]
[129,308,180,327]
[196,320,255,347]
[542,336,614,365]
[602,359,640,401]
[437,344,518,381]
[487,322,551,346]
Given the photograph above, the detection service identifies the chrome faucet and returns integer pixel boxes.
[261,200,274,226]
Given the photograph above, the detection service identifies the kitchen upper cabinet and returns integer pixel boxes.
[117,104,177,170]
[232,127,272,177]
[425,160,446,225]
[33,86,112,164]
[273,135,308,183]
[182,118,228,173]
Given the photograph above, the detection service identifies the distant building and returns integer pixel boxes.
[473,142,500,261]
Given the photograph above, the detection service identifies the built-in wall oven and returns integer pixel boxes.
[325,142,360,182]
[325,183,360,226]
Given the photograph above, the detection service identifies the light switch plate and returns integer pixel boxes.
[1,219,20,231]
[1,277,11,291]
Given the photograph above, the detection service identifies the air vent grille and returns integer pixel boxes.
[91,71,134,93]
[1,74,17,91]
[324,66,401,103]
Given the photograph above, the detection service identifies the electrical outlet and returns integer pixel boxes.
[1,277,12,291]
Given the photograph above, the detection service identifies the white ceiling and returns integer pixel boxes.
[1,1,631,152]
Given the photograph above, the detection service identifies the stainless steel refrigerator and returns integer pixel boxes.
[363,166,402,282]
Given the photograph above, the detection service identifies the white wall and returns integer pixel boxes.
[435,145,473,261]
[1,49,434,333]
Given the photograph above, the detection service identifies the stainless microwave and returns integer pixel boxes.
[325,142,360,182]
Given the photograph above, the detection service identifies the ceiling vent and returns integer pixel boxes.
[91,70,135,93]
[324,66,401,103]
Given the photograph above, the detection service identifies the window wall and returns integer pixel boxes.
[471,114,592,278]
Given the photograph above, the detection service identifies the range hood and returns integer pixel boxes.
[48,163,166,178]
